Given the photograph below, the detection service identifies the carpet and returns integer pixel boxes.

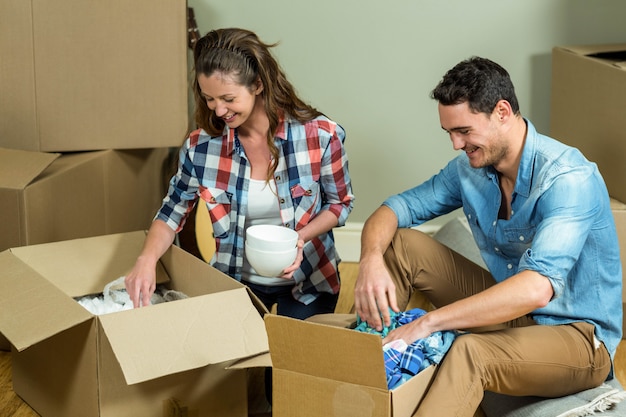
[481,378,626,417]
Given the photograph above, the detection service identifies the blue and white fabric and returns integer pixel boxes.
[355,308,458,389]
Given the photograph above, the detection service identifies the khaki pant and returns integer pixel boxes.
[384,229,611,417]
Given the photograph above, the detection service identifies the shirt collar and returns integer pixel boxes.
[515,118,538,198]
[223,113,290,156]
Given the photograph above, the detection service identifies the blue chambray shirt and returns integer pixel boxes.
[384,119,622,361]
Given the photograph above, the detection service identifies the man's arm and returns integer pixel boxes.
[354,205,401,330]
[382,269,554,345]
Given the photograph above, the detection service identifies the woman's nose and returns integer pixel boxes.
[213,101,226,117]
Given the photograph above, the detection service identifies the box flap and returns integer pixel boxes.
[0,148,59,189]
[99,287,269,385]
[557,43,626,56]
[228,352,273,369]
[265,314,388,389]
[0,250,93,351]
[9,231,168,297]
[392,365,436,417]
[556,44,626,69]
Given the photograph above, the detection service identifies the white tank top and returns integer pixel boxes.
[242,178,293,286]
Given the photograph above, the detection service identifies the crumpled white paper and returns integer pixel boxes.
[76,276,188,315]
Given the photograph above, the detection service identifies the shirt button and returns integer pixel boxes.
[468,214,472,219]
[492,221,497,226]
[275,175,281,181]
[519,235,524,241]
[495,247,500,252]
[511,210,515,215]
[280,198,285,204]
[507,264,513,270]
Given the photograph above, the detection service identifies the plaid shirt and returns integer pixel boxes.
[356,308,458,389]
[156,115,354,304]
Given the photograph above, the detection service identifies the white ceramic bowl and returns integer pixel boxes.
[245,242,297,277]
[245,225,298,251]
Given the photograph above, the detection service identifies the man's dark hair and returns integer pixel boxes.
[430,56,520,115]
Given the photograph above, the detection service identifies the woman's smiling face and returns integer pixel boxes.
[198,71,261,129]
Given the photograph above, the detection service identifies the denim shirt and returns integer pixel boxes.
[384,119,622,360]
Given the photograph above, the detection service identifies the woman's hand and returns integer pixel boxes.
[124,255,157,308]
[280,239,304,279]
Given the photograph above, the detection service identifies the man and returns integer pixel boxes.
[354,57,622,417]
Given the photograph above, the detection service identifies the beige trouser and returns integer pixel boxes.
[383,229,611,417]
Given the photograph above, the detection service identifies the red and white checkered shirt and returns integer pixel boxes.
[156,115,354,304]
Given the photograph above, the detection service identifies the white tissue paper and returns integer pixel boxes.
[76,276,188,315]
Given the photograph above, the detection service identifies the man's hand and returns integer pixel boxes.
[354,205,402,331]
[382,315,433,346]
[354,255,400,331]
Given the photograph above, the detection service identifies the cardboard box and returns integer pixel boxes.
[612,198,626,339]
[265,314,436,417]
[0,231,269,417]
[0,147,171,253]
[0,0,188,152]
[550,43,626,203]
[612,199,626,299]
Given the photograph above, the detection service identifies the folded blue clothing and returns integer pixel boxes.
[355,308,459,389]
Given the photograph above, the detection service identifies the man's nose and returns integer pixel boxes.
[450,134,465,151]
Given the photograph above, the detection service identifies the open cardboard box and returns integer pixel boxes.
[550,43,626,204]
[265,314,436,417]
[0,0,188,152]
[0,231,269,417]
[0,147,170,253]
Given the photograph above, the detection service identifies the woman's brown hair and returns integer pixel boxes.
[192,28,322,179]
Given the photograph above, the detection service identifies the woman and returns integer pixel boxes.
[125,28,354,320]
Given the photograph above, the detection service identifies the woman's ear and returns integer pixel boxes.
[255,77,264,95]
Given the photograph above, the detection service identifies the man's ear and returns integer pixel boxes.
[494,99,513,122]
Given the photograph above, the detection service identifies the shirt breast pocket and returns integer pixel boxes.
[290,181,320,218]
[503,227,535,254]
[199,187,232,239]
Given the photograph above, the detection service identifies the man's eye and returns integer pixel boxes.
[224,98,235,103]
[460,130,470,135]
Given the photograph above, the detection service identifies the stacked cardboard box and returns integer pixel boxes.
[550,43,626,337]
[0,0,189,249]
[0,231,269,417]
[0,147,172,252]
[0,0,189,152]
[0,1,190,351]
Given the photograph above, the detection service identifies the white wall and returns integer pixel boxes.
[188,0,626,225]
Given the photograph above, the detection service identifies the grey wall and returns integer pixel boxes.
[188,0,626,224]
